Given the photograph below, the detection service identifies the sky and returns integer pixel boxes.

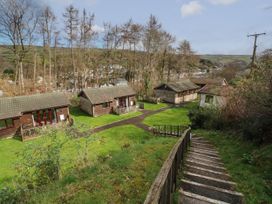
[40,0,272,55]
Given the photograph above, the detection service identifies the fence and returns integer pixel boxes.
[152,125,187,137]
[144,128,191,204]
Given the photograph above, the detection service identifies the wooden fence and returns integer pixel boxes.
[144,128,191,204]
[152,125,187,137]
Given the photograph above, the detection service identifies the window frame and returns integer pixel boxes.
[205,95,214,104]
[0,118,14,130]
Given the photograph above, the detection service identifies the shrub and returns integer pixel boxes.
[188,107,224,130]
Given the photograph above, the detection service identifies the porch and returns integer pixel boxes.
[114,96,137,115]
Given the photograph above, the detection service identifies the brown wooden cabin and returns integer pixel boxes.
[0,92,70,139]
[78,85,137,117]
[154,79,199,104]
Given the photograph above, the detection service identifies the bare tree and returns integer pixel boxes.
[63,5,79,90]
[38,6,56,89]
[177,40,198,76]
[0,0,39,93]
[79,9,97,88]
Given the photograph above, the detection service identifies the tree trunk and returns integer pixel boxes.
[19,61,25,93]
[33,52,37,89]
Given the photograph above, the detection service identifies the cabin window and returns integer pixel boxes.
[0,119,14,130]
[205,95,214,104]
[102,102,110,108]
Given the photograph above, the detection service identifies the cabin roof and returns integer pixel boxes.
[154,79,199,93]
[190,77,227,86]
[80,85,136,105]
[199,84,231,96]
[0,92,70,120]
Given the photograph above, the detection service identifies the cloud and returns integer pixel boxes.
[181,1,203,17]
[263,5,272,10]
[92,25,105,33]
[209,0,239,6]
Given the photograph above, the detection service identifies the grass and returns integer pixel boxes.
[138,101,168,111]
[70,106,142,131]
[2,125,177,203]
[143,102,197,127]
[194,129,272,204]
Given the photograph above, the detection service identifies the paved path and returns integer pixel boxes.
[179,135,244,204]
[92,106,171,134]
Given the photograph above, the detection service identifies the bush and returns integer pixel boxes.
[188,107,225,130]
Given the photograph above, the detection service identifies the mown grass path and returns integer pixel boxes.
[91,106,171,134]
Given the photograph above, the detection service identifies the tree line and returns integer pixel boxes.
[0,0,199,96]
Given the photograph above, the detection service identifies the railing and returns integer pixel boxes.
[114,106,137,115]
[144,128,191,204]
[152,125,187,137]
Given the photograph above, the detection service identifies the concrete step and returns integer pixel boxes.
[184,171,237,191]
[190,146,219,154]
[187,155,225,167]
[186,159,227,173]
[190,149,220,158]
[191,139,213,145]
[185,165,232,181]
[188,152,222,162]
[181,179,244,204]
[191,142,215,149]
[179,188,230,204]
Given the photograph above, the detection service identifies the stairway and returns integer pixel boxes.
[179,136,244,204]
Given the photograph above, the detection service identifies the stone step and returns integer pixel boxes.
[190,149,220,158]
[192,139,213,145]
[188,152,222,162]
[186,159,226,173]
[187,155,225,167]
[179,188,230,204]
[181,179,244,204]
[185,165,232,180]
[184,171,237,190]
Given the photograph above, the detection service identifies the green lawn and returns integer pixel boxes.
[194,129,272,204]
[138,101,168,111]
[0,125,177,203]
[70,107,142,130]
[143,102,197,127]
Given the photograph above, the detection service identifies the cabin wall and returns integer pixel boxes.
[56,107,69,122]
[20,114,34,128]
[175,93,198,104]
[93,102,114,117]
[80,97,93,116]
[200,94,226,108]
[155,90,176,104]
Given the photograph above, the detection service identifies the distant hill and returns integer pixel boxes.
[200,55,251,65]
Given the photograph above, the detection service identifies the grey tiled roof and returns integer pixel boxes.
[81,85,136,105]
[0,92,70,120]
[199,84,231,96]
[190,77,227,86]
[155,79,199,93]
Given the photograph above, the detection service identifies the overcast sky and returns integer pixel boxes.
[40,0,272,55]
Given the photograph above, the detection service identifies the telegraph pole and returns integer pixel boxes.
[247,32,266,65]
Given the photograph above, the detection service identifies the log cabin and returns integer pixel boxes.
[78,85,137,117]
[154,80,199,104]
[0,92,70,139]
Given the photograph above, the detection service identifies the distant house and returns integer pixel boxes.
[154,80,199,104]
[190,77,228,88]
[199,84,230,108]
[78,85,137,117]
[0,92,70,138]
[111,78,128,86]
